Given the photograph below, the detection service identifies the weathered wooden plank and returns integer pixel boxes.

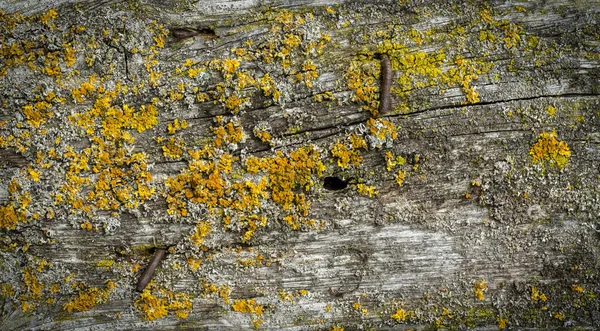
[1,0,599,330]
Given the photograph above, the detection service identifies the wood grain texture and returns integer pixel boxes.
[0,0,599,330]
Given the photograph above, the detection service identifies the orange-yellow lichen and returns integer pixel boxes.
[352,301,368,315]
[202,281,231,304]
[365,118,398,148]
[0,198,28,230]
[356,183,378,197]
[63,281,116,313]
[231,298,264,327]
[253,126,273,144]
[375,38,493,112]
[162,137,185,159]
[330,134,367,169]
[189,221,211,247]
[571,284,584,293]
[213,117,245,147]
[395,170,406,186]
[134,285,192,321]
[80,221,93,231]
[345,58,380,116]
[529,131,570,170]
[259,73,281,101]
[473,279,486,301]
[530,285,547,302]
[22,267,44,305]
[384,151,406,171]
[391,308,409,322]
[498,316,508,329]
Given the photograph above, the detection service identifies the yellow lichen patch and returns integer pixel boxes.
[352,301,368,316]
[63,281,116,313]
[213,117,245,148]
[224,94,249,113]
[497,315,508,329]
[55,141,155,215]
[384,151,406,171]
[221,58,241,74]
[27,167,41,182]
[269,288,305,303]
[162,137,185,159]
[231,299,264,328]
[189,221,211,247]
[395,170,406,186]
[473,279,487,301]
[391,308,409,322]
[571,284,584,293]
[356,183,378,197]
[69,84,158,139]
[253,125,273,145]
[552,311,565,321]
[263,145,326,209]
[241,215,268,243]
[21,101,53,128]
[96,259,114,270]
[149,21,168,49]
[1,283,16,298]
[202,281,231,304]
[134,285,192,321]
[279,290,294,302]
[330,134,367,169]
[0,197,28,231]
[545,105,556,116]
[259,73,281,101]
[39,9,58,28]
[529,131,571,170]
[21,267,44,309]
[80,221,93,231]
[376,38,493,111]
[383,151,408,186]
[313,91,338,104]
[167,119,188,135]
[235,71,257,90]
[186,256,202,271]
[345,58,380,116]
[238,251,267,268]
[531,285,547,302]
[365,118,398,148]
[293,60,319,88]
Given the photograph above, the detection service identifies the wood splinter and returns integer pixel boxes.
[136,248,166,292]
[378,53,392,115]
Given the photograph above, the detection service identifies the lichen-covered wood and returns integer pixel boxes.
[1,1,599,330]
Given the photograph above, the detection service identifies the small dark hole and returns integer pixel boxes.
[170,28,199,40]
[198,28,217,38]
[323,176,348,191]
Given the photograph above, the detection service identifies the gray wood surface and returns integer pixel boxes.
[1,0,599,330]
